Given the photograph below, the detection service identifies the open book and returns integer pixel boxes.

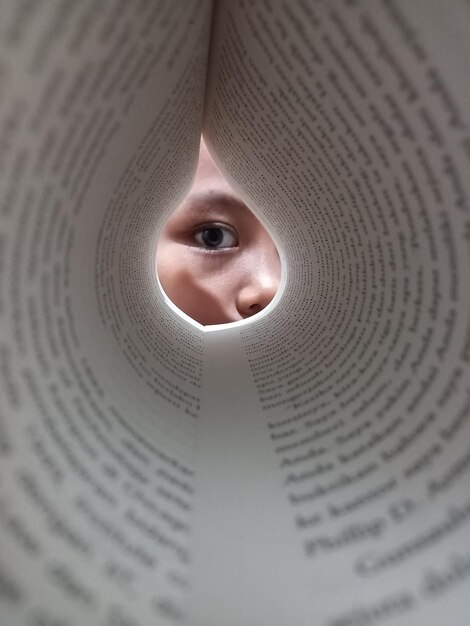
[1,0,469,624]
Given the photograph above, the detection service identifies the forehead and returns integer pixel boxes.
[166,140,252,222]
[191,139,234,195]
[163,139,267,231]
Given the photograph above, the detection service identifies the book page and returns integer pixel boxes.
[195,0,470,624]
[0,1,213,624]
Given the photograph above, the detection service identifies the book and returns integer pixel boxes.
[0,0,469,624]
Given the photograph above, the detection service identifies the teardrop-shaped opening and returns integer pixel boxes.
[156,138,282,327]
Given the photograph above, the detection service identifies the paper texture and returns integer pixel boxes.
[1,1,469,624]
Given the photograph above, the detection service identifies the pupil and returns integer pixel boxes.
[202,228,223,247]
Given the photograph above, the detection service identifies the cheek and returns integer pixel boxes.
[157,249,238,324]
[157,249,197,302]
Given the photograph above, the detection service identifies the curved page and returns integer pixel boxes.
[1,1,470,625]
[0,1,212,624]
[195,1,470,624]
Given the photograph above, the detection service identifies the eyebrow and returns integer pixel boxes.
[181,189,249,218]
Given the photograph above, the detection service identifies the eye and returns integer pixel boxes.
[193,223,238,250]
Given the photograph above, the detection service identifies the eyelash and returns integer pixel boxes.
[192,223,238,250]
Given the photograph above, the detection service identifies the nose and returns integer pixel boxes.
[235,259,280,319]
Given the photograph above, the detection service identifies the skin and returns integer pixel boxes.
[156,139,281,325]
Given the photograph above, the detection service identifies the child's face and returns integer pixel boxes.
[156,140,281,326]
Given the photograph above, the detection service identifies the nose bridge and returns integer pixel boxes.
[252,248,279,289]
[236,240,280,318]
